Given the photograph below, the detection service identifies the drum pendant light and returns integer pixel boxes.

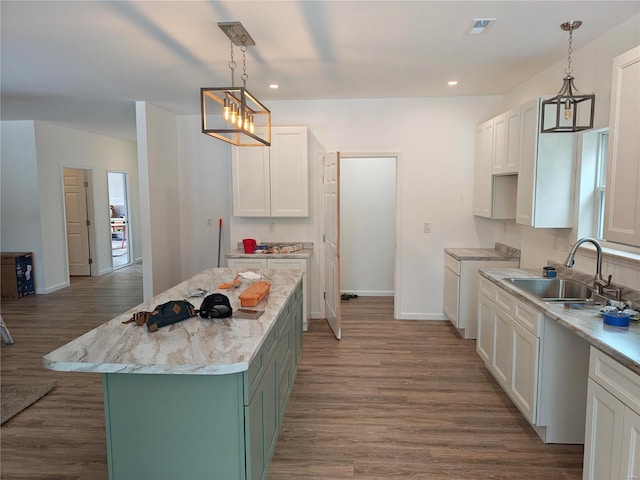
[201,22,271,146]
[540,21,595,133]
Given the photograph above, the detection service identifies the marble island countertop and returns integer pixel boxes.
[480,267,640,374]
[43,268,303,376]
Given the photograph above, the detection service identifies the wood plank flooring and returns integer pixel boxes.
[1,267,584,479]
[270,297,584,479]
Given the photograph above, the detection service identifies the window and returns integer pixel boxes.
[576,128,640,262]
[576,128,608,240]
[593,131,608,239]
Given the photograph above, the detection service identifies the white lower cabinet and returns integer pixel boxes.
[443,252,519,340]
[476,291,494,365]
[477,275,590,443]
[227,257,310,331]
[583,348,640,480]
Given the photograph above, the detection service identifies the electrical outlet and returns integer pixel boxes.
[207,218,213,227]
[424,222,431,233]
[268,223,276,233]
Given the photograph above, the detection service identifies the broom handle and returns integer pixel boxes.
[217,218,223,268]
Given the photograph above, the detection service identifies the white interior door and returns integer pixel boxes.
[64,168,91,276]
[324,152,341,339]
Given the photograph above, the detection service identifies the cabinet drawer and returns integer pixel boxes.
[267,258,306,271]
[479,276,494,300]
[513,299,542,336]
[227,258,268,269]
[445,254,460,275]
[494,287,514,314]
[589,347,640,414]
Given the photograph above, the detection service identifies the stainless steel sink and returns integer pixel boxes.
[509,278,606,304]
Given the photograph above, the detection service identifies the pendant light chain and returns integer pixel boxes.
[229,38,236,87]
[565,27,574,77]
[241,35,249,89]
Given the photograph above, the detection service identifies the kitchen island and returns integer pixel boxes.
[44,267,304,480]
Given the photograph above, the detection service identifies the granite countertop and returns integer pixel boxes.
[479,267,640,375]
[445,242,521,261]
[43,268,303,376]
[226,248,313,259]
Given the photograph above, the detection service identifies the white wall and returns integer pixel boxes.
[176,115,233,278]
[222,96,503,319]
[340,156,395,296]
[136,102,182,298]
[1,121,140,294]
[1,121,45,290]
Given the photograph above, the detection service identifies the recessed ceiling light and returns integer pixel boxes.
[269,84,279,89]
[448,80,459,86]
[465,18,496,35]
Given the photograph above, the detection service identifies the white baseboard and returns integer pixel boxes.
[340,290,394,296]
[36,281,69,295]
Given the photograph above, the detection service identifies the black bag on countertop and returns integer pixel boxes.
[123,300,197,332]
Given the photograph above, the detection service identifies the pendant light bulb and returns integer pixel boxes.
[230,104,237,124]
[237,113,243,128]
[223,99,230,121]
[564,99,572,120]
[249,115,255,133]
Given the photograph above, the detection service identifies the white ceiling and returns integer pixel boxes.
[2,1,639,140]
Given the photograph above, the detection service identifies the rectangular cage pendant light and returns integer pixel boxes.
[201,87,271,146]
[201,21,271,146]
[540,21,595,133]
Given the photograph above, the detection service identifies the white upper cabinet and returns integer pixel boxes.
[603,45,640,247]
[516,97,577,228]
[472,118,518,220]
[472,119,494,217]
[492,107,520,175]
[232,126,309,217]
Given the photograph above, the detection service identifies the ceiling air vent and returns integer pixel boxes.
[466,18,496,35]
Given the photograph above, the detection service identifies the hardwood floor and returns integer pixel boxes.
[1,268,584,479]
[270,297,584,479]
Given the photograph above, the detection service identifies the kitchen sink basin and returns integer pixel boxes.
[509,278,606,304]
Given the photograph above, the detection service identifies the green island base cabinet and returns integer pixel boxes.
[44,268,304,480]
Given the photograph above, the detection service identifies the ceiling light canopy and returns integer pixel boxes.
[540,21,595,133]
[201,21,271,146]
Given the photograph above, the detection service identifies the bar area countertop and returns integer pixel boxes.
[445,242,521,261]
[43,267,303,376]
[226,241,313,260]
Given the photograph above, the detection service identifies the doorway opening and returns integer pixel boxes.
[340,156,396,299]
[108,172,131,270]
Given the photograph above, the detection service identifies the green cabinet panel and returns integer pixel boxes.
[103,373,245,480]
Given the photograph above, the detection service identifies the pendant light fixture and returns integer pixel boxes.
[541,21,595,133]
[201,22,271,146]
